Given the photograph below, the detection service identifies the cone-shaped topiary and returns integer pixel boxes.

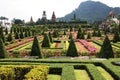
[0,38,9,58]
[24,31,28,37]
[97,30,102,37]
[30,36,42,58]
[66,38,78,57]
[53,30,59,38]
[28,31,31,37]
[19,31,24,39]
[69,33,72,39]
[76,30,81,39]
[80,32,85,39]
[15,32,19,39]
[48,32,53,43]
[92,29,97,37]
[7,34,13,42]
[87,32,91,39]
[5,27,8,35]
[97,35,114,59]
[42,33,51,47]
[0,28,5,43]
[113,31,120,43]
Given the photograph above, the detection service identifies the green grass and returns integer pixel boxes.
[74,69,90,80]
[47,74,61,80]
[97,67,114,80]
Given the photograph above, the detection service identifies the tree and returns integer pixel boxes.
[42,33,50,47]
[24,31,28,37]
[0,28,5,43]
[66,38,78,57]
[80,32,85,39]
[19,31,24,39]
[97,30,102,37]
[97,35,114,58]
[76,30,81,39]
[48,32,53,43]
[69,33,72,39]
[30,36,42,58]
[7,34,13,42]
[15,32,19,39]
[0,39,9,58]
[28,31,31,37]
[5,27,8,35]
[92,29,97,37]
[113,31,120,43]
[87,32,91,39]
[53,30,59,38]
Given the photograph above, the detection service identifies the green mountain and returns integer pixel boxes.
[59,1,120,23]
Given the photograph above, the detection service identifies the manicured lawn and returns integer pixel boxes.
[47,74,61,80]
[74,69,90,80]
[97,67,114,80]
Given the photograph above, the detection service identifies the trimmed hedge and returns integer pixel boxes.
[61,66,76,80]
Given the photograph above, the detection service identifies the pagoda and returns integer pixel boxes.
[41,11,47,23]
[51,11,56,22]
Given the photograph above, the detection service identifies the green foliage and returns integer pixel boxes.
[28,31,31,37]
[0,39,9,58]
[7,34,13,42]
[49,32,53,43]
[42,33,51,47]
[24,31,28,37]
[97,35,114,58]
[19,31,24,39]
[0,28,5,42]
[113,31,120,43]
[92,29,97,37]
[53,30,59,38]
[63,30,66,35]
[97,30,102,37]
[76,30,81,39]
[15,32,19,39]
[80,32,85,39]
[66,38,78,57]
[87,32,91,39]
[30,36,42,58]
[5,27,8,35]
[69,33,72,39]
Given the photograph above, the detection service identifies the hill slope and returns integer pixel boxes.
[59,1,120,23]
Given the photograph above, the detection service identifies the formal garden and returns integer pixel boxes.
[0,23,120,80]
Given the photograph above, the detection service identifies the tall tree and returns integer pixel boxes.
[97,35,114,58]
[0,39,9,58]
[113,31,120,43]
[30,36,42,58]
[48,32,53,43]
[87,32,91,39]
[0,28,5,43]
[66,38,78,57]
[42,33,51,47]
[5,27,8,35]
[15,32,19,39]
[7,34,13,42]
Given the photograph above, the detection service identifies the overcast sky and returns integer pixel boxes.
[0,0,120,22]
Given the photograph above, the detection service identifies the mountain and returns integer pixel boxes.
[59,1,120,23]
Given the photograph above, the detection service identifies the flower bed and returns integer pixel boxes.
[79,40,99,55]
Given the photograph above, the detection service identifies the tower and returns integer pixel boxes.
[41,11,47,23]
[51,11,56,22]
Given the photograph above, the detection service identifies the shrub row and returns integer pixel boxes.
[25,66,49,80]
[74,64,106,80]
[61,66,76,80]
[0,65,49,80]
[95,62,120,80]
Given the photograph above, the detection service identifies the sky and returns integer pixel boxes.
[0,0,120,22]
